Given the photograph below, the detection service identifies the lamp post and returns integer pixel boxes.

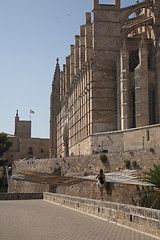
[5,166,9,191]
[142,136,144,150]
[79,144,80,156]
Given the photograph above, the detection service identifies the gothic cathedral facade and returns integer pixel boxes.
[50,0,160,157]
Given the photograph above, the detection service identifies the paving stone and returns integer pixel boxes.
[0,200,159,240]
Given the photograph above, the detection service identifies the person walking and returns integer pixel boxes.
[96,169,105,200]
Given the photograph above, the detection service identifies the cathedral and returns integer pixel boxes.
[50,0,160,157]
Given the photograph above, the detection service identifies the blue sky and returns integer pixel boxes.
[0,0,138,138]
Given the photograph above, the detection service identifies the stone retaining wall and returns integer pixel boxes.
[12,149,160,178]
[43,192,160,238]
[10,150,160,205]
[0,193,43,200]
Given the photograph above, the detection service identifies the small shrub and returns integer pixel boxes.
[149,147,155,154]
[124,160,131,169]
[0,160,8,167]
[52,166,61,176]
[99,153,108,163]
[83,172,88,176]
[129,151,134,157]
[132,160,138,169]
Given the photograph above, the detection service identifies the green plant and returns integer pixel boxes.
[138,188,160,209]
[138,164,160,209]
[149,147,155,154]
[142,164,160,189]
[124,160,131,169]
[52,166,61,176]
[99,153,107,163]
[0,160,8,167]
[132,160,138,169]
[129,151,134,157]
[0,133,13,157]
[83,172,88,176]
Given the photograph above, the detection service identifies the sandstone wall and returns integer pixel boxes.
[12,148,160,177]
[1,137,49,163]
[65,123,160,156]
[0,193,43,200]
[9,149,160,205]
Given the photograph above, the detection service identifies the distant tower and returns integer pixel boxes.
[14,110,19,136]
[114,0,120,8]
[14,110,31,138]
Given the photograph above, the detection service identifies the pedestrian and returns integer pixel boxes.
[96,169,105,200]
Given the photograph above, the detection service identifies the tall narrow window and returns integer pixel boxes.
[129,50,139,72]
[132,89,136,128]
[146,129,150,142]
[149,85,155,125]
[28,147,33,155]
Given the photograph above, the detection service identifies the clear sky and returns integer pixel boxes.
[0,0,139,139]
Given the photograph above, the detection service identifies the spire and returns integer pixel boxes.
[16,110,19,118]
[52,58,60,90]
[55,57,60,71]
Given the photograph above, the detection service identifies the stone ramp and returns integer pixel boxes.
[44,192,160,238]
[0,199,159,240]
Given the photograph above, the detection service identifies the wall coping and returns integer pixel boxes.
[91,123,160,137]
[0,193,43,200]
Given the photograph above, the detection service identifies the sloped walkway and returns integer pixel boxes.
[0,199,159,240]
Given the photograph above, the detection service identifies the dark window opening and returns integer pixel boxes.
[148,54,156,70]
[28,147,33,155]
[129,50,139,72]
[132,89,136,128]
[148,55,152,70]
[41,149,44,153]
[149,88,155,125]
[147,130,150,142]
[148,44,156,70]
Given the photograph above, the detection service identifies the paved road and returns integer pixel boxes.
[0,200,159,240]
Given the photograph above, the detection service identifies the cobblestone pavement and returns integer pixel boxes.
[0,200,159,240]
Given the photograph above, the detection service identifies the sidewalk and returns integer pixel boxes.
[0,200,159,240]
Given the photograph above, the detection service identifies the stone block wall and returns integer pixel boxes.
[9,180,50,194]
[12,146,160,178]
[9,148,160,205]
[57,123,160,156]
[1,137,49,163]
[0,193,43,200]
